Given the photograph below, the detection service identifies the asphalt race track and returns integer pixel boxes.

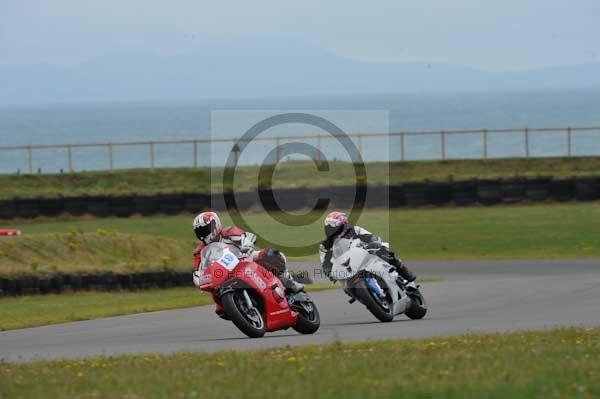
[1,259,599,362]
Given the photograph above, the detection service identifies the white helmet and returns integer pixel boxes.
[193,212,222,244]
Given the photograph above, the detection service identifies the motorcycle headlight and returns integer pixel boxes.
[199,273,212,285]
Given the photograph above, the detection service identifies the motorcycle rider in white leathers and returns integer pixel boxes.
[319,211,418,289]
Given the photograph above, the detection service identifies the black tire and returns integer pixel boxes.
[292,300,321,334]
[355,277,394,322]
[405,290,427,320]
[221,291,266,338]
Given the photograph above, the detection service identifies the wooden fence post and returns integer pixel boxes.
[193,140,198,168]
[440,130,446,160]
[400,133,405,161]
[150,142,155,169]
[108,144,114,170]
[357,134,363,157]
[524,128,530,157]
[483,129,488,159]
[27,146,33,174]
[67,144,73,172]
[317,134,322,162]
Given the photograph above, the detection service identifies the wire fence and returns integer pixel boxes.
[1,126,599,174]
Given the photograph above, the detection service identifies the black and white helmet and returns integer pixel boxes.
[193,212,222,245]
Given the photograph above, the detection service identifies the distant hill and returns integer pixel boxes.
[1,38,599,105]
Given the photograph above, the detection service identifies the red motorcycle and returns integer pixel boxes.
[197,242,320,338]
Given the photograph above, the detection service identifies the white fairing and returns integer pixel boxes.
[330,238,412,316]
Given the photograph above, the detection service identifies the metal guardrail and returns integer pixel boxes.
[1,126,599,173]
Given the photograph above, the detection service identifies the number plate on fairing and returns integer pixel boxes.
[216,249,239,271]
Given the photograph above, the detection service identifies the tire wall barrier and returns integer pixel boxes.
[0,270,313,297]
[0,271,193,297]
[0,178,598,220]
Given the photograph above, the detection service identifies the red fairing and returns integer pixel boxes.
[198,262,230,316]
[198,256,298,333]
[200,262,230,289]
[238,260,297,332]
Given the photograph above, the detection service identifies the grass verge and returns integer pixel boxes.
[1,156,599,199]
[3,203,600,267]
[0,231,192,277]
[1,327,599,398]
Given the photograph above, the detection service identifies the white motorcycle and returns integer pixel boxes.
[329,238,427,322]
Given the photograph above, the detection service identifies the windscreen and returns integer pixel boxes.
[332,238,353,259]
[200,242,242,269]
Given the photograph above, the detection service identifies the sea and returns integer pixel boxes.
[1,89,599,173]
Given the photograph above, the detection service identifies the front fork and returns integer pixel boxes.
[365,276,385,298]
[242,289,256,310]
[345,274,388,304]
[287,292,314,314]
[343,279,360,304]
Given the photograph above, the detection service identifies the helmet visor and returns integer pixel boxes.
[324,224,344,240]
[194,220,216,243]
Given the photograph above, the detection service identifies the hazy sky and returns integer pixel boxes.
[1,0,599,71]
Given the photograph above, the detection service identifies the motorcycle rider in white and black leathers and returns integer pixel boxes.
[319,211,418,289]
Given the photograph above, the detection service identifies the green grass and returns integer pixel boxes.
[3,203,600,269]
[2,156,600,199]
[1,327,599,398]
[0,231,193,277]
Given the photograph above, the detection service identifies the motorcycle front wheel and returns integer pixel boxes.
[292,300,321,334]
[355,275,394,322]
[405,289,428,320]
[221,291,266,338]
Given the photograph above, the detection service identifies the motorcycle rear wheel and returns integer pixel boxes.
[221,291,266,338]
[355,276,394,322]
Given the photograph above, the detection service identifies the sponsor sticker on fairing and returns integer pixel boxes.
[245,268,267,290]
